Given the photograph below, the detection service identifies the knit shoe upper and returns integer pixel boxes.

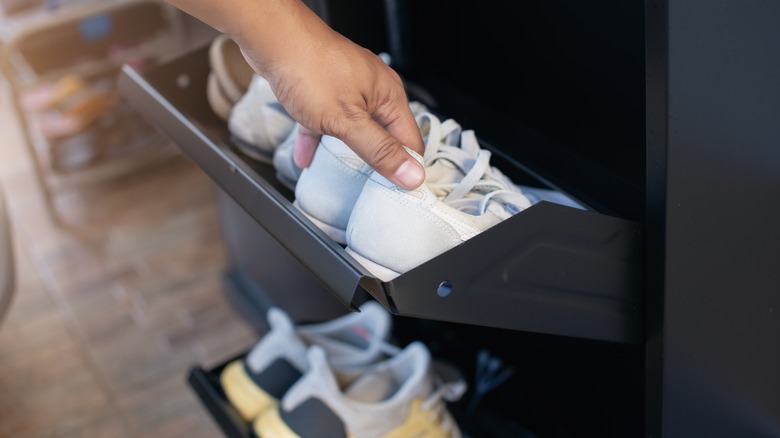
[220,301,397,421]
[253,342,466,438]
[228,74,296,163]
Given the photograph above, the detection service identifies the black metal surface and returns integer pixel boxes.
[187,361,251,438]
[216,188,352,326]
[118,48,366,312]
[649,1,780,436]
[391,317,645,438]
[643,0,668,435]
[119,44,645,344]
[387,201,644,344]
[387,0,646,222]
[222,269,273,333]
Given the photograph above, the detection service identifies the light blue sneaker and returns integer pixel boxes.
[345,114,532,281]
[272,123,304,191]
[291,102,431,244]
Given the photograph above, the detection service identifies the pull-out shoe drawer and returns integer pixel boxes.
[119,45,644,345]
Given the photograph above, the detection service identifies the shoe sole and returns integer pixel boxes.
[209,35,253,103]
[254,396,461,438]
[344,246,401,282]
[220,360,278,421]
[275,171,298,192]
[292,200,347,245]
[206,73,233,121]
[231,135,274,164]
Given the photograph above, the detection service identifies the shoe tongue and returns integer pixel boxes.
[282,346,340,411]
[344,342,432,404]
[343,368,396,403]
[267,307,295,333]
[427,159,466,187]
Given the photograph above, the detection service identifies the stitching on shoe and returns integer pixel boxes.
[320,147,370,180]
[368,180,462,242]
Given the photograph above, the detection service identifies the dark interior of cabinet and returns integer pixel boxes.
[319,1,647,436]
[326,0,645,222]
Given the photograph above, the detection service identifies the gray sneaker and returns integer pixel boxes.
[253,342,466,438]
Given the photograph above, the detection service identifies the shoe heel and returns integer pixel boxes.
[293,200,347,244]
[293,139,370,241]
[345,246,401,281]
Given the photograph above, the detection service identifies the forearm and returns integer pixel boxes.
[165,0,332,77]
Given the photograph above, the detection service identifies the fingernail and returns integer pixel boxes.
[394,160,425,189]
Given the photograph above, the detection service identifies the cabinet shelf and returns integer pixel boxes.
[188,348,555,438]
[119,45,644,345]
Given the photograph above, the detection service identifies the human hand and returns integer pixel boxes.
[236,6,425,189]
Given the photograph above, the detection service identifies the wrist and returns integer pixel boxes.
[227,0,333,78]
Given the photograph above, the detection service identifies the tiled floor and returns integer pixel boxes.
[0,85,258,436]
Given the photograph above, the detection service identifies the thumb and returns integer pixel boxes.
[293,125,322,168]
[337,115,425,189]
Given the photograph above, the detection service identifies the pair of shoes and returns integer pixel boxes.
[201,39,302,189]
[294,111,532,280]
[227,73,300,181]
[225,73,426,192]
[290,100,430,244]
[228,74,295,160]
[224,52,406,192]
[220,301,466,437]
[207,34,255,121]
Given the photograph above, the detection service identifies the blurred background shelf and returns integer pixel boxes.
[0,0,195,225]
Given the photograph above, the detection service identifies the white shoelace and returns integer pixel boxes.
[420,376,468,437]
[417,112,532,218]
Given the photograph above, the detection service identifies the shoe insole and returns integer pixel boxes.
[344,369,402,404]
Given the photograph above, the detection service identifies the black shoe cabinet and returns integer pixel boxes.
[120,45,645,437]
[120,0,780,436]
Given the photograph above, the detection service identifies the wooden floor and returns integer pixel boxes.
[0,93,258,436]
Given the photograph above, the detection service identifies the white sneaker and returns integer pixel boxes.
[206,72,234,122]
[292,102,431,245]
[208,35,255,104]
[272,122,304,191]
[228,74,296,163]
[220,301,398,421]
[253,342,466,438]
[345,116,532,281]
[293,134,375,244]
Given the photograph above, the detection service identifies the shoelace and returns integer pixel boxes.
[304,332,402,357]
[420,376,468,436]
[416,112,532,218]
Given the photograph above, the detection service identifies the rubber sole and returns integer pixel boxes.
[231,135,274,164]
[275,171,298,192]
[292,200,347,245]
[220,360,278,421]
[344,246,401,282]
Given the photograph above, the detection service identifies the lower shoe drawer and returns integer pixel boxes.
[188,310,644,438]
[119,44,644,344]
